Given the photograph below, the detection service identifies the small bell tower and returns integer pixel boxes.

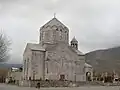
[71,37,78,50]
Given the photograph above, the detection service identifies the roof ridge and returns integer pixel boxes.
[40,17,68,29]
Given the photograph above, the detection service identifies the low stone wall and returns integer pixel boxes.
[27,80,105,87]
[19,80,31,87]
[29,80,72,87]
[103,82,120,86]
[19,80,120,87]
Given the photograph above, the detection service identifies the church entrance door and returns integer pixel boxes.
[59,74,65,81]
[86,72,91,81]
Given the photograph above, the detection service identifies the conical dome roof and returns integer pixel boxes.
[71,37,78,42]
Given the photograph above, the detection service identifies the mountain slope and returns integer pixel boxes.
[85,47,120,73]
[0,63,22,68]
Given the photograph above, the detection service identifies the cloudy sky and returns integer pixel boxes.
[0,0,120,63]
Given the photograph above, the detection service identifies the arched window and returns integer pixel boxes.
[29,77,31,80]
[59,29,62,40]
[75,44,77,48]
[46,62,49,74]
[56,28,58,31]
[26,58,29,76]
[42,31,46,40]
[60,29,62,32]
[67,33,68,40]
[40,32,42,41]
[24,60,26,75]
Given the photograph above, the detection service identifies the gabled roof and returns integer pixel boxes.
[27,43,45,51]
[74,49,84,55]
[40,17,68,30]
[69,46,84,55]
[24,43,45,54]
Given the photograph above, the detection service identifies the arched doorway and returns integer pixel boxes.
[59,74,65,81]
[86,72,91,81]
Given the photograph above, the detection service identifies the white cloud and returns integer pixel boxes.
[0,0,120,63]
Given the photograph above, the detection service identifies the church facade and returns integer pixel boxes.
[23,17,93,82]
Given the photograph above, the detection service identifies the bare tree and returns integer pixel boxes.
[0,33,11,62]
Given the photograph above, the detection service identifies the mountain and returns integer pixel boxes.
[85,46,120,73]
[0,63,22,69]
[1,46,120,73]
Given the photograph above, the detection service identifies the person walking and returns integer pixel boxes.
[36,82,40,89]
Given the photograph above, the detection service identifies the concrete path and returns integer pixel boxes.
[0,83,120,90]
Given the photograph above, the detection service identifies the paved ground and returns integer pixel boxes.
[0,84,120,90]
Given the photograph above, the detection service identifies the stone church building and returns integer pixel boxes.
[23,17,93,82]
